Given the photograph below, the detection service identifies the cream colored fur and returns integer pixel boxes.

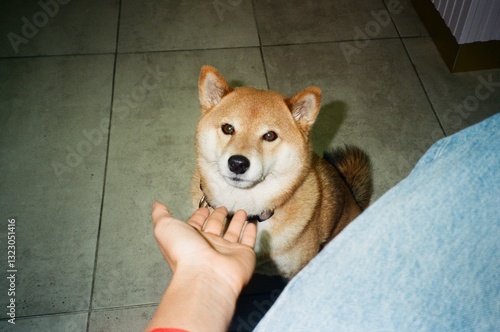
[191,66,373,279]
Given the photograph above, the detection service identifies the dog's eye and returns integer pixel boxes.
[221,123,235,135]
[263,131,278,142]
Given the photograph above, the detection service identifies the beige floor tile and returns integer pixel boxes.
[89,306,155,331]
[0,312,87,332]
[404,37,500,135]
[0,0,119,57]
[255,0,398,45]
[263,40,443,199]
[92,48,267,309]
[118,0,259,52]
[0,55,114,316]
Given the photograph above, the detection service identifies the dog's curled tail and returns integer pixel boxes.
[324,145,374,210]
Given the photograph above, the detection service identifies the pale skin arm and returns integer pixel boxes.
[145,202,257,332]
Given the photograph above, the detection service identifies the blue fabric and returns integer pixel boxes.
[255,114,500,331]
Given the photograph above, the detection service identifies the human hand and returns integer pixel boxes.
[151,202,257,296]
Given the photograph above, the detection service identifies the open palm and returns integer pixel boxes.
[151,202,257,296]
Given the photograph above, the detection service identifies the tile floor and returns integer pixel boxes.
[0,0,499,331]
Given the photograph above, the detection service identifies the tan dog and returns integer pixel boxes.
[191,66,373,279]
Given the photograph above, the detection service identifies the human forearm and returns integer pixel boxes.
[147,204,256,331]
[145,267,240,332]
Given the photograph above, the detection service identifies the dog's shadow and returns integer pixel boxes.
[311,100,348,154]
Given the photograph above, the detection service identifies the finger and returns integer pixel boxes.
[186,208,211,230]
[240,220,257,247]
[224,210,248,243]
[151,201,171,226]
[202,207,228,236]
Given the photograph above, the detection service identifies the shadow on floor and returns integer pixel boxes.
[229,274,288,331]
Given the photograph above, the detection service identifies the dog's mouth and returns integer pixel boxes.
[219,155,266,189]
[224,175,259,189]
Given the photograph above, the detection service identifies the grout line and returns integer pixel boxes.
[0,310,89,322]
[383,0,446,136]
[383,0,403,40]
[85,302,160,314]
[115,45,261,56]
[0,302,160,323]
[258,36,405,49]
[250,0,270,90]
[382,0,446,136]
[86,0,122,330]
[0,37,415,61]
[0,52,116,60]
[399,37,447,136]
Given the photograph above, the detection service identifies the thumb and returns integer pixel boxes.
[151,201,171,226]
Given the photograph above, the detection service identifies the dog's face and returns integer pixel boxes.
[195,66,322,195]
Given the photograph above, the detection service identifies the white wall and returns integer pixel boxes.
[431,0,500,44]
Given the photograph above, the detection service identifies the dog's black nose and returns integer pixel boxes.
[228,155,250,175]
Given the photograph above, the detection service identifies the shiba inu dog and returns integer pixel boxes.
[191,66,373,279]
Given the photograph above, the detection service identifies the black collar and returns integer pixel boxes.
[198,191,274,222]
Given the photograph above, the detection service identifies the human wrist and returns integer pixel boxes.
[154,266,239,332]
[146,267,239,332]
[174,263,242,302]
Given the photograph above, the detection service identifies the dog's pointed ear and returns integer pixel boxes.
[286,87,322,132]
[198,65,232,113]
